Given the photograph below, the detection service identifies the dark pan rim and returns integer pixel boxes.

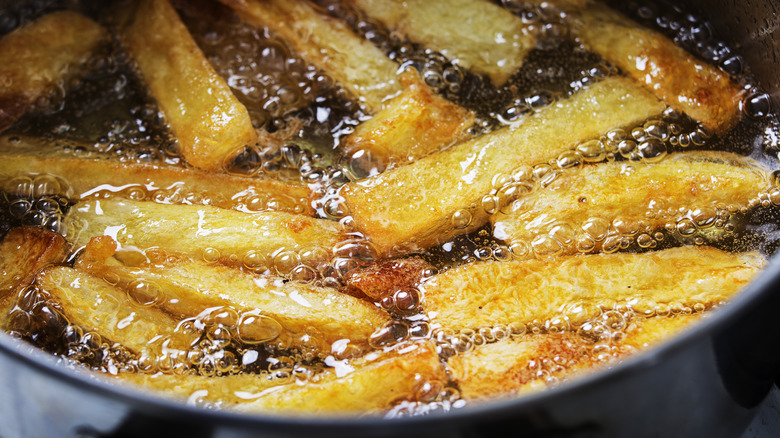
[1,252,778,434]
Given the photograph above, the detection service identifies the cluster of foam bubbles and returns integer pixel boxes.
[185,14,329,131]
[1,174,70,235]
[432,298,718,368]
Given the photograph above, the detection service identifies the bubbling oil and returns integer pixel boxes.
[0,0,779,418]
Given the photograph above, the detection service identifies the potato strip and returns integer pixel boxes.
[449,314,700,400]
[0,227,68,330]
[575,2,743,132]
[0,135,312,215]
[491,151,772,257]
[122,0,258,171]
[221,0,402,112]
[34,266,179,354]
[0,11,108,133]
[64,199,343,270]
[341,71,475,167]
[75,236,390,354]
[341,77,666,257]
[117,341,445,415]
[421,246,764,333]
[346,0,536,85]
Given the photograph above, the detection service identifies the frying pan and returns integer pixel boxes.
[0,0,779,436]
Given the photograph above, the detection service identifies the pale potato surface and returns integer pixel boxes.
[347,0,535,85]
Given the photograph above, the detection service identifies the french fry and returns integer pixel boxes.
[345,0,536,85]
[341,77,666,257]
[0,227,68,330]
[0,135,313,215]
[575,2,743,132]
[341,71,476,167]
[421,246,764,333]
[122,0,258,171]
[75,236,391,353]
[0,227,67,299]
[64,199,344,269]
[115,371,289,407]
[232,341,445,415]
[33,266,179,353]
[491,151,772,255]
[117,341,445,415]
[220,0,402,112]
[0,11,108,133]
[448,314,699,400]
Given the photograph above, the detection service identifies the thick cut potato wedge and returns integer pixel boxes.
[220,0,402,112]
[345,0,536,85]
[0,135,312,215]
[421,246,764,333]
[0,11,108,133]
[64,199,343,269]
[449,314,699,400]
[575,2,743,132]
[341,71,475,167]
[75,236,390,353]
[491,151,771,255]
[341,77,665,257]
[33,266,179,353]
[117,341,445,415]
[122,0,258,171]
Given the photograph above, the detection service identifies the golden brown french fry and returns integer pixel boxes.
[75,236,391,353]
[491,151,772,256]
[341,77,666,257]
[345,0,536,85]
[341,71,475,167]
[116,340,445,415]
[0,135,312,215]
[0,11,108,133]
[33,266,179,353]
[115,371,290,407]
[221,0,402,112]
[421,246,764,333]
[448,314,699,400]
[0,227,67,299]
[0,227,68,330]
[122,0,258,171]
[64,199,343,270]
[575,2,743,132]
[232,340,445,415]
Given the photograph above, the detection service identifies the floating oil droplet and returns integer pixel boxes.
[451,209,472,229]
[743,91,771,119]
[638,138,667,163]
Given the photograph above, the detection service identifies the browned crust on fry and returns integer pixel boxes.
[0,227,68,299]
[575,3,743,132]
[344,257,432,300]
